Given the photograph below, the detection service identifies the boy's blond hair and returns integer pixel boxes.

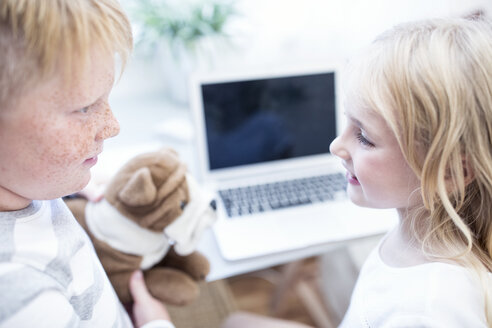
[0,0,133,109]
[347,18,492,324]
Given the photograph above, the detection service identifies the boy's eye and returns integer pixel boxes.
[79,106,90,114]
[356,131,374,147]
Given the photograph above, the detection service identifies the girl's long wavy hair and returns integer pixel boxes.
[347,18,492,324]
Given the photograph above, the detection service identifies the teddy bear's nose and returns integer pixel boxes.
[210,199,217,210]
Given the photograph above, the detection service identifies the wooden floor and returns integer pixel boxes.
[169,239,380,327]
[223,236,381,328]
[225,257,323,327]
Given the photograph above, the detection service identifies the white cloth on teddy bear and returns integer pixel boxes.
[85,174,216,270]
[85,199,170,269]
[163,174,216,256]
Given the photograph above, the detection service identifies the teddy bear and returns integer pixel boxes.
[65,148,217,306]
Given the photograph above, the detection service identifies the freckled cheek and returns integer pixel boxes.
[39,126,94,167]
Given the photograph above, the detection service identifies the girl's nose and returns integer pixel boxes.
[330,135,350,160]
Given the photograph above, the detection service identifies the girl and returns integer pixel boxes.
[330,18,492,327]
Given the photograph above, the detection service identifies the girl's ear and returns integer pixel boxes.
[444,156,475,191]
[462,156,475,186]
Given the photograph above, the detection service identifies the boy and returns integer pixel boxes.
[0,1,172,326]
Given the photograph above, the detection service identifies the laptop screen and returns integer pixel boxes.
[201,72,337,170]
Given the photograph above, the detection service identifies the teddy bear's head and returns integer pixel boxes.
[66,147,217,306]
[104,148,189,232]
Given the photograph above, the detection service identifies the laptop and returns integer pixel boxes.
[190,66,397,261]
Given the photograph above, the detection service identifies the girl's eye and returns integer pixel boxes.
[79,106,90,114]
[356,131,374,147]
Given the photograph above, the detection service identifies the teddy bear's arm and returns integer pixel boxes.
[157,248,210,281]
[144,268,200,306]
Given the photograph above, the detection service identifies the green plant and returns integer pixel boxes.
[127,0,236,56]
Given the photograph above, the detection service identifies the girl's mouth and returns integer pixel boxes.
[346,171,360,186]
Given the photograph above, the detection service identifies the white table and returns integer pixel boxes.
[198,227,391,281]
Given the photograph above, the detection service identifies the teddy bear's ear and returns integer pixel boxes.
[118,167,157,207]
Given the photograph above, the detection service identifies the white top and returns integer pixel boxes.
[0,199,174,328]
[339,238,489,327]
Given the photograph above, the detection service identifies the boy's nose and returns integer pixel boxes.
[330,135,350,160]
[96,105,120,141]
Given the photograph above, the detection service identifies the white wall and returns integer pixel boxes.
[111,0,492,103]
[220,0,492,69]
[103,0,492,175]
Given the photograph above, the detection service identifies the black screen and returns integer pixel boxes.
[202,72,337,170]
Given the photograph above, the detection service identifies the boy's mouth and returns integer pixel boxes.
[84,156,98,166]
[84,150,102,165]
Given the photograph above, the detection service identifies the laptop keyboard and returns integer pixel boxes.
[218,173,347,218]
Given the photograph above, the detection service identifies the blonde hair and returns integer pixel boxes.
[0,0,133,108]
[348,18,492,324]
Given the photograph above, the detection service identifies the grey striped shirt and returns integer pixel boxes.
[0,199,132,327]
